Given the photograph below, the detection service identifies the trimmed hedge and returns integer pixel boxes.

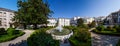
[66,26,91,46]
[92,30,120,36]
[69,36,91,46]
[0,28,25,43]
[92,25,120,36]
[27,27,59,46]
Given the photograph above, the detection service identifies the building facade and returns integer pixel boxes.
[58,18,70,26]
[0,8,15,28]
[47,18,57,27]
[105,10,120,25]
[83,17,94,24]
[70,16,81,26]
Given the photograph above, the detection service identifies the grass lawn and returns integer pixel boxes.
[0,31,25,43]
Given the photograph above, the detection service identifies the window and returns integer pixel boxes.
[10,14,12,15]
[4,18,6,20]
[0,12,2,13]
[0,12,2,15]
[0,20,1,26]
[4,24,7,26]
[4,12,6,14]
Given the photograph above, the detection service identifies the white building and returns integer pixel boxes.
[105,10,120,25]
[58,18,70,26]
[83,17,94,24]
[47,18,57,26]
[71,16,94,26]
[0,8,15,28]
[70,16,81,26]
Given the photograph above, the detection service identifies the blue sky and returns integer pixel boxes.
[1,0,120,18]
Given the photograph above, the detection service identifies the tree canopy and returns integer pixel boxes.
[77,18,84,27]
[13,0,52,29]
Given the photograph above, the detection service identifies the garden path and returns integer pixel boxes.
[89,28,120,46]
[0,30,34,46]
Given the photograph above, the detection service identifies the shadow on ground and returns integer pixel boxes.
[91,32,120,46]
[9,40,28,46]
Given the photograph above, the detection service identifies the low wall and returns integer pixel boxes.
[52,31,73,40]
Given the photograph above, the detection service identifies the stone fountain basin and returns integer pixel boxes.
[51,29,73,40]
[51,29,71,35]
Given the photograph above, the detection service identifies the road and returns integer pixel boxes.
[0,30,34,46]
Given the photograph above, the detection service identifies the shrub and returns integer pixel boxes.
[69,27,91,46]
[0,29,24,42]
[96,25,104,31]
[71,27,91,42]
[116,28,120,32]
[106,26,113,31]
[113,25,119,29]
[88,21,96,28]
[7,28,18,35]
[0,28,6,35]
[105,26,117,32]
[111,28,117,32]
[76,30,91,42]
[27,28,59,46]
[114,25,120,32]
[64,26,75,30]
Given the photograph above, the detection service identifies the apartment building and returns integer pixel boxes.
[58,18,70,26]
[70,16,81,26]
[0,8,15,28]
[105,10,120,25]
[83,17,94,24]
[47,18,57,27]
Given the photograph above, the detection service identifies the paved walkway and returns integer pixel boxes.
[89,28,120,46]
[60,40,71,46]
[0,30,34,46]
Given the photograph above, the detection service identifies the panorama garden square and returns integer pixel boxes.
[0,0,120,46]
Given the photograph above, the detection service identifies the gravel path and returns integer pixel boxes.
[0,30,34,46]
[90,28,120,46]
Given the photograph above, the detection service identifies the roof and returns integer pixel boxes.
[58,18,70,19]
[0,7,15,12]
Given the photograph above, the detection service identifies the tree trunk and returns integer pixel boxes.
[23,24,27,29]
[33,24,37,29]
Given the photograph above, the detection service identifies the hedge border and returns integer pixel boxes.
[0,31,25,43]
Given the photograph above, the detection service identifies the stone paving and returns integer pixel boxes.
[60,40,71,46]
[0,30,34,46]
[91,32,120,46]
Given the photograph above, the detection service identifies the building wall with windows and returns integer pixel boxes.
[83,17,94,24]
[0,8,15,28]
[47,18,57,27]
[70,16,81,26]
[105,10,120,25]
[58,18,70,26]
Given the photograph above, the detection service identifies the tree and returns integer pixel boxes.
[77,18,84,27]
[0,28,6,35]
[88,21,96,28]
[13,0,52,29]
